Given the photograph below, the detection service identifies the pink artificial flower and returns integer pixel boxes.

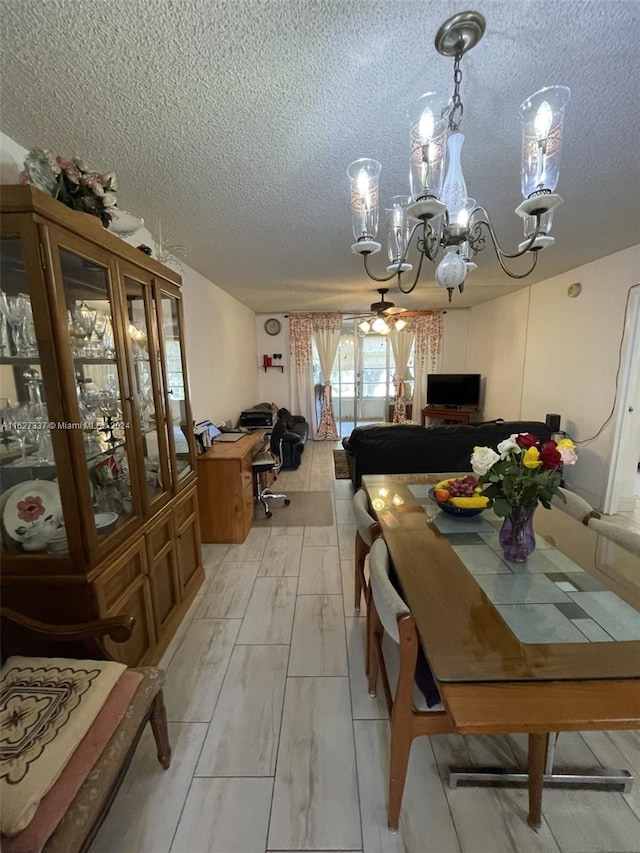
[558,445,578,465]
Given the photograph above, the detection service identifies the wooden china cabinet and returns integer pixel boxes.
[0,185,203,665]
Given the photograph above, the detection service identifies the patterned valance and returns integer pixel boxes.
[288,314,313,374]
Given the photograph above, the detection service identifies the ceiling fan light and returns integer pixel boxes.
[358,319,371,333]
[393,317,408,331]
[372,316,390,334]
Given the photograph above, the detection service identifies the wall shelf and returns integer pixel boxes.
[261,365,284,372]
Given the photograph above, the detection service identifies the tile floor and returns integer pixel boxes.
[90,441,640,853]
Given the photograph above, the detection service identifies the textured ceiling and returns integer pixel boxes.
[1,0,639,315]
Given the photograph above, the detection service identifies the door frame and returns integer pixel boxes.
[602,286,640,514]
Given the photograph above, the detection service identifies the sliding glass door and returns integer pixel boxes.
[322,320,395,436]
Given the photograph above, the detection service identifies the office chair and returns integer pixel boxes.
[252,423,291,518]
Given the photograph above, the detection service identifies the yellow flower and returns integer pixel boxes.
[522,446,542,468]
[556,438,575,450]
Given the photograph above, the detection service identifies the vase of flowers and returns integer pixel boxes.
[20,148,118,228]
[471,433,578,562]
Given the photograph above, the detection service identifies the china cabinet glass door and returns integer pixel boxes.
[122,272,172,509]
[156,284,194,487]
[51,236,142,547]
[0,229,68,558]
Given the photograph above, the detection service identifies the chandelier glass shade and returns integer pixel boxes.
[346,11,570,301]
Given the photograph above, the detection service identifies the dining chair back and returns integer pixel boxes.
[551,486,601,524]
[366,537,453,830]
[588,517,640,556]
[352,488,380,612]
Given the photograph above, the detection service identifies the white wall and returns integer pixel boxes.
[0,131,259,428]
[464,245,640,508]
[256,313,290,410]
[440,310,470,373]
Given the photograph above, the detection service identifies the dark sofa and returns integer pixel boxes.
[342,420,553,488]
[275,408,308,470]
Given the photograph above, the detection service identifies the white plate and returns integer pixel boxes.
[106,209,144,236]
[95,511,118,530]
[2,480,62,542]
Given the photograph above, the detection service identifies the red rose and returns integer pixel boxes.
[515,433,539,449]
[539,441,562,470]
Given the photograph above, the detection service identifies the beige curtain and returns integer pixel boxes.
[288,314,317,434]
[312,313,342,440]
[408,312,444,416]
[389,327,415,422]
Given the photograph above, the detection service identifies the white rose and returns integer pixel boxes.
[497,437,520,459]
[471,446,500,476]
[103,191,117,208]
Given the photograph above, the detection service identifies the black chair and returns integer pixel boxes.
[252,421,291,518]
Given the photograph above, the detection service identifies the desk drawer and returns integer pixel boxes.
[241,452,254,492]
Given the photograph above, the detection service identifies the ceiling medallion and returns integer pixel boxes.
[346,11,570,302]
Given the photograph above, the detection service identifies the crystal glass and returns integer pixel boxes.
[1,292,28,355]
[408,92,450,202]
[347,158,381,241]
[519,86,571,198]
[73,302,98,355]
[384,196,412,265]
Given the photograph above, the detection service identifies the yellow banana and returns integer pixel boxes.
[449,495,489,508]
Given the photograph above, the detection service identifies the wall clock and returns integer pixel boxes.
[264,318,281,336]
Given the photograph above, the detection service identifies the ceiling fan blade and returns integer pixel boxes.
[383,306,408,316]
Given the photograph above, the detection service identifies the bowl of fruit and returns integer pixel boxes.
[429,476,490,518]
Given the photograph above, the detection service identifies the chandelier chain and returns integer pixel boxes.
[449,51,464,131]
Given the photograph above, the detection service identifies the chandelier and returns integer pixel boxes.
[346,11,570,302]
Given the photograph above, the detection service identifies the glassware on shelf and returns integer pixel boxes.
[20,298,39,357]
[91,311,109,356]
[72,302,97,355]
[68,310,88,356]
[0,292,28,356]
[23,368,54,464]
[128,321,148,360]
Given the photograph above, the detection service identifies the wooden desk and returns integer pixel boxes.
[421,405,478,425]
[196,431,266,543]
[363,473,640,828]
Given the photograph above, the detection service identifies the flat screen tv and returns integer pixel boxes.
[426,374,481,408]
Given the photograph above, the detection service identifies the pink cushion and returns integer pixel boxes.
[1,670,143,853]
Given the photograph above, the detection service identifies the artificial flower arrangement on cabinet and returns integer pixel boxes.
[471,432,578,562]
[20,148,118,227]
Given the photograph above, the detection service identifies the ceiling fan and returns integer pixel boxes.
[345,288,430,333]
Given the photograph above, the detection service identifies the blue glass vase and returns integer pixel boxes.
[499,506,537,562]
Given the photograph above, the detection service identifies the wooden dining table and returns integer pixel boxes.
[362,473,640,829]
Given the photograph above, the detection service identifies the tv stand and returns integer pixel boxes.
[421,405,479,426]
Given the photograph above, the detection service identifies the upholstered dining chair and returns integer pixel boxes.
[352,488,380,612]
[366,537,453,831]
[587,517,640,556]
[551,486,601,524]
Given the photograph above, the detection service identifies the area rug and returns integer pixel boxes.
[254,491,334,527]
[333,449,351,480]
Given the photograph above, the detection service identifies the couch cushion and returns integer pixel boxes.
[0,657,126,835]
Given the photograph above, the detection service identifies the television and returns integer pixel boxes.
[426,374,481,408]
